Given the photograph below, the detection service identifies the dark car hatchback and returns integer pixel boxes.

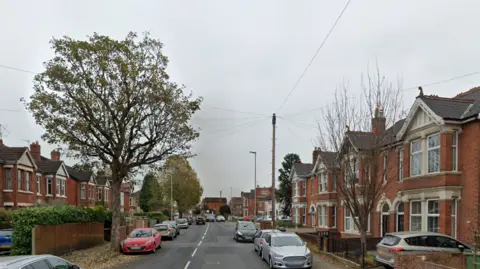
[234,221,257,242]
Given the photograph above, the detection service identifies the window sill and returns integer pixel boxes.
[37,194,42,197]
[45,194,53,197]
[3,190,12,193]
[18,190,34,194]
[405,171,462,180]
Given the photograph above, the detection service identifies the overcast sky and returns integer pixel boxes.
[1,0,479,199]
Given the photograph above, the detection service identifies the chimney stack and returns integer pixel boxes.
[51,150,60,161]
[372,104,386,134]
[312,147,321,164]
[30,141,41,163]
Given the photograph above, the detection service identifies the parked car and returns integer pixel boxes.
[376,232,471,268]
[205,214,216,222]
[253,229,280,255]
[260,232,312,268]
[177,218,189,229]
[187,217,193,225]
[153,223,175,240]
[0,254,82,269]
[163,220,180,237]
[234,221,257,242]
[196,216,206,225]
[0,229,13,253]
[121,228,162,254]
[216,215,226,222]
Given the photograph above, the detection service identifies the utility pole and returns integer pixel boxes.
[230,187,233,201]
[271,113,277,228]
[170,173,173,221]
[220,190,222,198]
[249,151,257,218]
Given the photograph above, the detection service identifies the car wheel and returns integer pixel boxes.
[258,247,262,256]
[269,256,274,268]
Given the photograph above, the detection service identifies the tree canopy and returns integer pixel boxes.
[139,172,157,212]
[23,32,201,250]
[159,156,203,214]
[276,153,301,217]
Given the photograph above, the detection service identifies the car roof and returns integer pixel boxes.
[260,229,280,233]
[0,255,57,266]
[270,232,297,237]
[385,232,445,238]
[237,221,253,224]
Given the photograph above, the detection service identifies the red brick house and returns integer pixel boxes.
[121,183,133,214]
[229,197,243,216]
[0,141,39,209]
[202,197,227,214]
[95,173,112,209]
[292,86,480,244]
[241,191,252,217]
[66,166,97,207]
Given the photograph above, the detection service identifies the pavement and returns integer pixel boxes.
[114,222,342,269]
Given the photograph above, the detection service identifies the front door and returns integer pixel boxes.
[381,203,390,237]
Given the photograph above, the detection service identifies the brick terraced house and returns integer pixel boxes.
[66,166,97,207]
[292,86,480,244]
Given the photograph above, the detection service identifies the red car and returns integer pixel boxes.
[121,228,162,254]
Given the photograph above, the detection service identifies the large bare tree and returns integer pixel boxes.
[22,32,202,251]
[317,65,404,266]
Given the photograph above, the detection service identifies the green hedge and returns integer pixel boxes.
[132,211,168,222]
[11,205,108,255]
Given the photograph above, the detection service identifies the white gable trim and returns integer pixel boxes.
[18,150,38,170]
[89,174,97,185]
[396,98,444,140]
[56,163,70,178]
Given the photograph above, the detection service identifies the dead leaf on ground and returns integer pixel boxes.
[61,243,140,269]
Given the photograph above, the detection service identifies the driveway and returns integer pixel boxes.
[114,222,341,269]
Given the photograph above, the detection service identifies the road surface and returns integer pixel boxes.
[115,222,269,269]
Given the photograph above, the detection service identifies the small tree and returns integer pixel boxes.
[317,65,403,267]
[139,172,157,212]
[220,205,231,216]
[23,32,201,251]
[276,153,301,217]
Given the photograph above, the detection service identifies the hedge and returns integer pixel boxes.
[132,211,168,222]
[10,205,108,255]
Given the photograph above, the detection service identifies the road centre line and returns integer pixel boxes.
[184,261,191,269]
[191,248,197,257]
[198,241,202,247]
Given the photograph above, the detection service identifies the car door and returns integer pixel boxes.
[262,234,272,259]
[45,256,71,269]
[254,230,263,250]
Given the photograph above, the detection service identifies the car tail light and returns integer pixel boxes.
[389,247,404,252]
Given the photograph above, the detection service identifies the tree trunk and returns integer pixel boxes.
[360,229,367,269]
[110,174,122,252]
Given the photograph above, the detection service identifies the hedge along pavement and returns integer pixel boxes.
[10,205,109,255]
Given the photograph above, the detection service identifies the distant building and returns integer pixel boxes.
[229,197,242,216]
[202,197,227,213]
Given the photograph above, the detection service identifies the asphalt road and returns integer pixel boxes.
[116,222,269,269]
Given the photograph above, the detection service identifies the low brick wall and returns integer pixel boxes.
[32,223,104,255]
[394,252,466,269]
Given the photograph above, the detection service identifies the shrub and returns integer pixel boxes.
[10,206,108,255]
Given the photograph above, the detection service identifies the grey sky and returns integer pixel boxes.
[1,0,479,199]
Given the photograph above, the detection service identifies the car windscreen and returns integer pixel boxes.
[272,236,303,247]
[177,219,187,224]
[238,222,256,230]
[129,230,152,238]
[154,225,169,231]
[380,235,401,246]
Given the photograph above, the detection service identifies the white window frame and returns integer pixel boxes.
[36,175,41,194]
[427,133,440,173]
[322,205,327,228]
[4,169,12,190]
[322,173,328,192]
[332,173,337,191]
[451,199,457,238]
[104,188,109,202]
[80,184,86,200]
[17,169,23,191]
[56,178,60,196]
[302,181,306,196]
[62,178,66,197]
[398,148,404,181]
[427,199,440,233]
[354,159,359,184]
[410,200,422,232]
[26,172,31,192]
[318,206,323,226]
[452,131,458,171]
[410,140,422,176]
[120,192,125,206]
[295,181,299,197]
[97,188,102,201]
[344,207,351,232]
[396,203,404,232]
[46,177,53,195]
[302,207,306,224]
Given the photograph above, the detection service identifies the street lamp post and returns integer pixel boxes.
[170,173,173,220]
[249,151,257,219]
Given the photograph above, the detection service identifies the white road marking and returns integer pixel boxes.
[184,261,191,269]
[202,235,205,240]
[191,248,197,257]
[198,240,202,247]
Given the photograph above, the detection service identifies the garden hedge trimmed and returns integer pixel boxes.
[10,205,108,255]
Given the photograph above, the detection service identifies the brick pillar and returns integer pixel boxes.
[403,144,410,178]
[440,132,453,171]
[440,200,452,235]
[404,202,410,232]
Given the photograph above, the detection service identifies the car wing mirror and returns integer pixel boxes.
[68,265,80,269]
[458,245,465,252]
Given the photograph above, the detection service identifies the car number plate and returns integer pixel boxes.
[378,249,386,255]
[130,246,142,250]
[245,237,251,240]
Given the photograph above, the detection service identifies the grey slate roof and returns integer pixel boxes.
[317,151,337,168]
[0,146,27,163]
[66,165,92,182]
[418,87,480,120]
[293,163,314,177]
[38,156,62,175]
[203,197,227,203]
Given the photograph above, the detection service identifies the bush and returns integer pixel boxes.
[10,206,108,255]
[276,220,302,228]
[132,211,167,223]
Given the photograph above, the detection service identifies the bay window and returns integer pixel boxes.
[427,200,439,233]
[410,201,422,231]
[4,169,12,190]
[323,174,328,191]
[17,170,23,190]
[56,178,60,195]
[302,208,306,224]
[318,206,323,226]
[36,175,41,194]
[354,159,359,184]
[428,133,440,173]
[97,188,102,200]
[411,140,422,176]
[322,205,327,227]
[398,148,403,181]
[332,173,337,191]
[46,177,53,195]
[104,188,109,201]
[26,172,31,192]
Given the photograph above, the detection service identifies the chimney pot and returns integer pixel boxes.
[30,142,41,163]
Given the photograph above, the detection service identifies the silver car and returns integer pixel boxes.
[260,232,312,269]
[253,229,280,255]
[376,232,471,267]
[0,254,81,269]
[176,218,189,229]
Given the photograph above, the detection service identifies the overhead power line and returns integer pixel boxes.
[276,0,353,113]
[203,105,268,116]
[0,64,38,75]
[402,71,480,91]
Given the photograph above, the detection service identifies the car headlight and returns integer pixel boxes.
[145,240,153,245]
[237,231,243,236]
[274,253,284,258]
